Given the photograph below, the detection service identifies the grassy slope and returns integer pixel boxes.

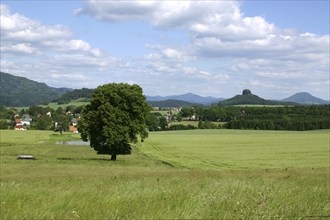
[1,130,329,219]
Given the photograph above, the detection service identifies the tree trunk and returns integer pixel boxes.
[110,154,117,161]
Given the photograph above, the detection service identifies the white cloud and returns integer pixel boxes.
[77,0,328,61]
[76,1,274,40]
[1,43,39,54]
[1,2,329,99]
[0,4,123,89]
[76,0,328,98]
[1,5,71,42]
[75,1,158,22]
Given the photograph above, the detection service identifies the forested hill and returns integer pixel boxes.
[55,88,94,104]
[0,72,71,107]
[218,89,297,106]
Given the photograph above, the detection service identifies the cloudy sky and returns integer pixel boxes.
[1,1,329,100]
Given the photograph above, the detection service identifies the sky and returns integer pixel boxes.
[1,0,329,100]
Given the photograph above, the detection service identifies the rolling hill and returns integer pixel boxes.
[0,72,71,107]
[217,89,297,106]
[282,92,329,104]
[1,72,328,107]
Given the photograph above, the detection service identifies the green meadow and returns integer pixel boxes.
[1,129,329,219]
[141,129,329,170]
[12,100,89,111]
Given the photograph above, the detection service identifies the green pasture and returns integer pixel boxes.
[10,100,89,111]
[141,129,329,170]
[41,100,88,110]
[1,130,329,219]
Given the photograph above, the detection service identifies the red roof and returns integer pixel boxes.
[69,126,78,132]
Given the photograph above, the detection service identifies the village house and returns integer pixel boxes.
[13,114,32,130]
[70,118,78,126]
[166,114,175,122]
[69,126,78,133]
[21,114,32,125]
[68,118,79,133]
[14,119,27,130]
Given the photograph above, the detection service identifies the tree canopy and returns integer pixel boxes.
[78,83,150,160]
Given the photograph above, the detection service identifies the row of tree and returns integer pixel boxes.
[226,118,329,131]
[177,105,330,131]
[2,104,329,132]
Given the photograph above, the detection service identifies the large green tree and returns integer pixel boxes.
[78,83,150,160]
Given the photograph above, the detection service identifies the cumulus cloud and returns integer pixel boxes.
[0,4,123,88]
[75,0,328,98]
[1,1,329,99]
[76,1,243,33]
[1,5,71,42]
[1,43,40,54]
[76,1,328,65]
[75,1,158,22]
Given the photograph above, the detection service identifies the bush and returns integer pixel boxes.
[198,121,218,129]
[166,124,197,131]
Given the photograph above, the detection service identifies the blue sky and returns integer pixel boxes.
[1,0,329,100]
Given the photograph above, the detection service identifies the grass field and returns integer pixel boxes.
[1,129,329,219]
[141,129,329,170]
[11,100,89,111]
[41,100,89,110]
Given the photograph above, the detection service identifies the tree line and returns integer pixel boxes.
[178,105,330,131]
[1,103,329,132]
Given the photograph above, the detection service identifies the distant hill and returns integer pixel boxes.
[218,89,297,106]
[0,72,71,107]
[3,72,327,108]
[147,93,224,105]
[282,92,329,104]
[147,99,196,108]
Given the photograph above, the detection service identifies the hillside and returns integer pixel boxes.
[0,72,71,107]
[282,92,329,104]
[218,89,296,106]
